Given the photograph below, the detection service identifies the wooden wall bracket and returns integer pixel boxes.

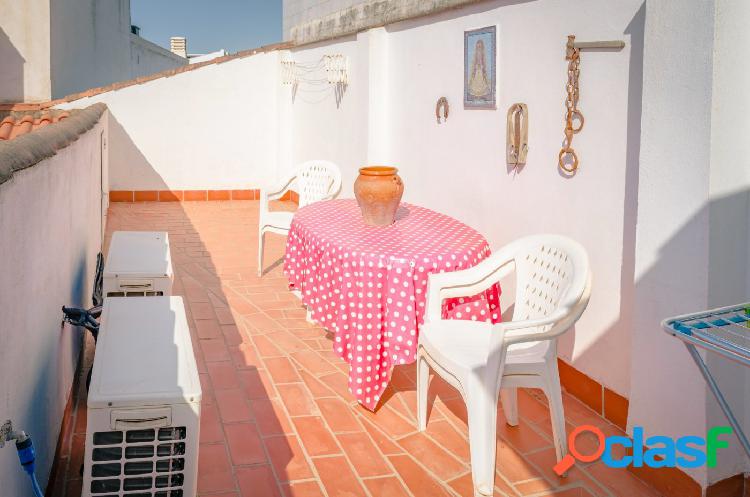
[566,34,625,60]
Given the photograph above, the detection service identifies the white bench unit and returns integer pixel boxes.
[83,297,201,497]
[104,231,173,297]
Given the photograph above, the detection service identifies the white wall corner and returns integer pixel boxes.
[628,0,717,487]
[365,27,390,165]
[276,49,295,184]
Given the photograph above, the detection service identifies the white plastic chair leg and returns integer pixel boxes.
[500,388,518,427]
[416,352,430,431]
[257,230,265,277]
[466,378,498,497]
[543,363,568,463]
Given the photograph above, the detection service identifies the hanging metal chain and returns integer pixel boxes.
[559,39,584,174]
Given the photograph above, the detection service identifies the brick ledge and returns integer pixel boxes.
[110,189,300,204]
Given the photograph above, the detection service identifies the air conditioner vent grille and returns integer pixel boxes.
[93,490,183,497]
[106,291,164,297]
[90,427,187,495]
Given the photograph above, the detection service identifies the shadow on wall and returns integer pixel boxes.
[706,187,750,479]
[19,253,91,490]
[108,113,173,191]
[0,116,105,495]
[630,187,750,482]
[0,27,25,103]
[556,2,645,387]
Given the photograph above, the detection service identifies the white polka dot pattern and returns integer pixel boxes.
[283,199,501,410]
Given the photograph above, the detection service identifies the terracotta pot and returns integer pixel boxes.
[354,166,404,226]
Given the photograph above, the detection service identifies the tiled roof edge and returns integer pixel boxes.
[0,103,107,186]
[0,41,294,111]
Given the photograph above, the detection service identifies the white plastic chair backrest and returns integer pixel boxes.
[295,160,342,207]
[507,235,590,342]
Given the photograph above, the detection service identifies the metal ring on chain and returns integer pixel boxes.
[569,110,584,133]
[558,148,579,173]
[561,45,582,174]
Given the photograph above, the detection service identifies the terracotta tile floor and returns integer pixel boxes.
[53,200,665,497]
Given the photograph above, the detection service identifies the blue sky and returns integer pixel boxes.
[131,0,282,55]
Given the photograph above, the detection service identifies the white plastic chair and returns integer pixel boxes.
[258,160,341,276]
[416,234,591,497]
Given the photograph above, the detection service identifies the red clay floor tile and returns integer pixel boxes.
[53,202,667,497]
[225,422,267,465]
[236,464,281,497]
[313,455,367,497]
[197,443,236,494]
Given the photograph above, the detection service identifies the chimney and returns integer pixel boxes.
[170,37,187,58]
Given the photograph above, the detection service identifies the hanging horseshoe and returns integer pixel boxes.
[435,97,449,124]
[507,103,529,166]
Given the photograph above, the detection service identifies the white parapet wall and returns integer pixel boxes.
[0,104,108,496]
[56,49,284,192]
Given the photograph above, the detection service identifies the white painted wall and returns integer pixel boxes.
[628,0,716,485]
[289,0,640,397]
[0,0,52,102]
[50,0,186,99]
[284,35,369,189]
[0,113,107,496]
[289,0,743,486]
[57,51,283,191]
[705,0,750,482]
[129,34,187,81]
[0,0,185,102]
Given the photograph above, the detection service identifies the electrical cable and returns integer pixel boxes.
[16,434,44,497]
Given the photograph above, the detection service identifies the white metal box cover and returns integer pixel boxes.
[84,297,201,497]
[104,231,173,297]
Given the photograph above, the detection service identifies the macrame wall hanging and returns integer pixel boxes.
[281,54,349,106]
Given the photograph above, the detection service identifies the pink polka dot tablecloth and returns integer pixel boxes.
[284,199,501,410]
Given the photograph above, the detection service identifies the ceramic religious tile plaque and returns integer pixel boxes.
[464,25,497,109]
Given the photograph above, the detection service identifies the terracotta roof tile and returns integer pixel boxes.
[9,116,33,140]
[31,113,52,131]
[0,117,13,140]
[0,110,74,141]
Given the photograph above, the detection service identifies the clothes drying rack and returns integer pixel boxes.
[662,303,750,458]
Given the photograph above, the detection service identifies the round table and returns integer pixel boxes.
[284,199,501,410]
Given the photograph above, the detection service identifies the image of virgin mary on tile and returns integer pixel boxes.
[464,25,497,109]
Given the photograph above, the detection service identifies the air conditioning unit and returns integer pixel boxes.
[104,231,173,297]
[83,297,201,497]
